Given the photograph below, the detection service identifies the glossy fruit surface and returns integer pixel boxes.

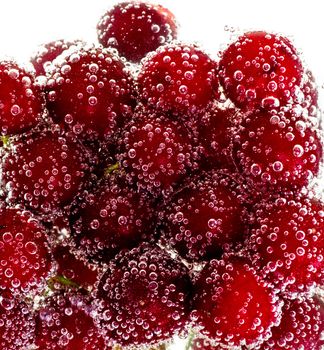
[97,1,177,62]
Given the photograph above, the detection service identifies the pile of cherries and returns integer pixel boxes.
[0,1,323,349]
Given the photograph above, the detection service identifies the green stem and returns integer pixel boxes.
[104,162,120,176]
[47,275,80,290]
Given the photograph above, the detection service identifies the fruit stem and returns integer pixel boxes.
[1,135,10,148]
[47,275,80,290]
[104,162,120,176]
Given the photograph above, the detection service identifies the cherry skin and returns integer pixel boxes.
[31,39,84,76]
[219,31,304,110]
[247,194,324,295]
[159,171,248,262]
[137,44,219,116]
[192,256,281,348]
[117,107,199,197]
[34,292,106,350]
[0,60,45,136]
[46,45,135,142]
[259,296,324,349]
[0,207,53,295]
[97,1,177,62]
[0,296,35,350]
[1,130,95,215]
[233,111,322,191]
[96,243,192,348]
[70,174,157,263]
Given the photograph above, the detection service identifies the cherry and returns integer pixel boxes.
[96,243,191,348]
[117,107,199,197]
[247,194,324,295]
[219,31,304,110]
[97,1,177,62]
[0,207,53,294]
[31,39,84,76]
[46,45,135,142]
[1,130,95,215]
[233,110,322,191]
[159,171,248,262]
[0,296,35,350]
[137,44,219,116]
[0,60,45,136]
[34,292,105,349]
[70,174,157,263]
[192,256,281,348]
[259,296,324,349]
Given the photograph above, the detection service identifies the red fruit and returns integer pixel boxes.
[1,131,95,215]
[192,256,281,348]
[197,105,237,170]
[117,108,199,196]
[247,195,324,294]
[137,44,219,116]
[46,46,135,141]
[97,1,177,62]
[96,243,191,347]
[233,111,322,190]
[52,245,99,290]
[259,297,324,349]
[159,171,248,262]
[219,31,303,110]
[0,297,35,349]
[34,293,105,349]
[0,207,53,294]
[31,39,84,76]
[0,60,44,136]
[71,175,157,263]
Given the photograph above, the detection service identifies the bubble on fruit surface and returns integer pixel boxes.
[35,293,105,349]
[137,44,218,116]
[1,131,95,215]
[117,111,199,197]
[192,256,281,347]
[0,297,35,349]
[0,208,54,294]
[247,194,324,293]
[95,244,191,347]
[159,171,248,262]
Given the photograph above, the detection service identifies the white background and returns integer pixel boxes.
[0,0,323,94]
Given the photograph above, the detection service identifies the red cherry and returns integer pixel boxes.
[192,256,281,348]
[117,108,199,197]
[259,296,324,349]
[70,175,157,263]
[96,243,191,348]
[34,292,105,350]
[31,39,84,76]
[159,171,248,262]
[137,44,219,116]
[0,60,45,136]
[46,46,135,142]
[219,31,304,110]
[233,111,322,190]
[52,245,99,290]
[0,296,35,350]
[1,130,95,215]
[0,207,53,294]
[247,194,324,294]
[97,1,177,62]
